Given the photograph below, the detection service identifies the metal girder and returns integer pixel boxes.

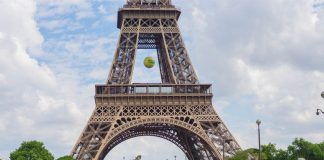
[71,2,241,160]
[99,126,207,160]
[107,17,199,84]
[125,0,172,7]
[71,87,241,160]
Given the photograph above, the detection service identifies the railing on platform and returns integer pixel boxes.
[95,84,212,95]
[123,0,174,8]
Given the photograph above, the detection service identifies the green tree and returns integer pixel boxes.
[274,149,289,160]
[230,139,324,160]
[262,143,277,160]
[56,156,74,160]
[261,143,290,160]
[229,148,266,160]
[10,140,54,160]
[287,138,324,160]
[318,141,324,152]
[228,149,250,160]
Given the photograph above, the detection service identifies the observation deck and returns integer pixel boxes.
[91,84,218,138]
[96,84,212,96]
[95,84,213,106]
[117,0,181,28]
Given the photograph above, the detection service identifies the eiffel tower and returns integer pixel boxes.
[71,0,241,159]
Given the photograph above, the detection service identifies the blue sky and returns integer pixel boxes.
[1,0,324,159]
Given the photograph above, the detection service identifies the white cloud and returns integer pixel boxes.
[36,0,94,19]
[236,59,324,146]
[38,19,70,30]
[0,0,43,55]
[1,0,324,159]
[105,15,116,22]
[175,0,324,149]
[98,5,107,14]
[0,0,91,158]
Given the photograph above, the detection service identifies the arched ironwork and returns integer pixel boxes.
[71,1,241,160]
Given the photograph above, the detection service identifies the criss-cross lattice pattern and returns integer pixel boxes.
[72,85,241,160]
[108,17,198,84]
[126,0,173,7]
[71,1,241,160]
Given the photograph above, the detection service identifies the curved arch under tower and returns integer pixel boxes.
[98,118,220,160]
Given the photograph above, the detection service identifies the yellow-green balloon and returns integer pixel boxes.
[144,56,155,68]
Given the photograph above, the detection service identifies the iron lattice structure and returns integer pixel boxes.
[71,0,241,159]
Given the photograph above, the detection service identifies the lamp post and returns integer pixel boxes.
[256,120,261,160]
[317,91,324,116]
[317,109,324,115]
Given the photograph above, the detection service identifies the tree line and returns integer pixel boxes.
[230,138,324,160]
[1,138,323,160]
[2,140,142,160]
[7,141,73,160]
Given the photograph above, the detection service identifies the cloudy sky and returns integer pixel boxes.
[1,0,324,159]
